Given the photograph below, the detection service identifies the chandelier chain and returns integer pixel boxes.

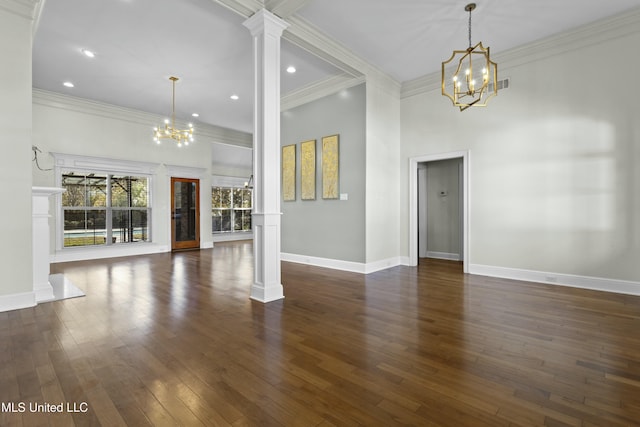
[468,6,472,48]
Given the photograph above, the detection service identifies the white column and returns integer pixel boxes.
[243,9,289,303]
[0,1,39,312]
[32,187,65,302]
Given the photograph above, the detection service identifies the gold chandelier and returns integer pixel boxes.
[153,76,194,147]
[442,3,497,111]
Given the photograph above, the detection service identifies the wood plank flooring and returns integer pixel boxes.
[1,240,640,426]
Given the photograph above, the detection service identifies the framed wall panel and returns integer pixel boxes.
[300,139,316,200]
[322,135,339,199]
[282,144,296,201]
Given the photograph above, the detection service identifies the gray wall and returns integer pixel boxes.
[281,83,366,263]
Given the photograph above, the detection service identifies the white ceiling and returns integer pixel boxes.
[33,0,640,135]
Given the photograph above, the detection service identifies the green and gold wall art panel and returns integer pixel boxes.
[300,139,316,200]
[322,134,339,199]
[282,144,296,201]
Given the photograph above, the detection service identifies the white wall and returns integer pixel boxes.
[0,4,35,306]
[401,11,640,288]
[31,90,251,261]
[365,75,402,265]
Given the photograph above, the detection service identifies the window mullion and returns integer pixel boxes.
[106,175,112,245]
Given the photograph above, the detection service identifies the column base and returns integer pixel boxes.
[34,281,55,302]
[250,282,285,303]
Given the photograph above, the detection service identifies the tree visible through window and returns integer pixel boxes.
[61,173,150,247]
[212,186,252,233]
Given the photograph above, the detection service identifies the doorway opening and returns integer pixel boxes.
[171,177,200,250]
[409,151,469,273]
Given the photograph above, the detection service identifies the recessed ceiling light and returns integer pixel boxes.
[230,94,239,100]
[63,81,74,88]
[192,113,199,117]
[81,49,95,58]
[286,66,296,73]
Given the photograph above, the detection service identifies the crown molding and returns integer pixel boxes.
[31,0,44,37]
[0,0,40,20]
[266,0,311,19]
[50,152,160,175]
[281,73,364,111]
[285,15,401,95]
[211,3,400,97]
[211,0,262,18]
[33,89,252,148]
[401,6,640,99]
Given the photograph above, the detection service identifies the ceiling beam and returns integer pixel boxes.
[211,0,399,89]
[265,0,312,18]
[210,0,262,18]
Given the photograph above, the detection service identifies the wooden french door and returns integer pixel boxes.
[171,177,200,250]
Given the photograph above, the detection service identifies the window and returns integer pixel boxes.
[61,173,150,247]
[212,186,252,233]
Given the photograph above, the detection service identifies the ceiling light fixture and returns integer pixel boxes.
[81,49,95,58]
[441,3,497,111]
[286,66,296,73]
[230,94,239,100]
[63,81,74,88]
[153,76,194,147]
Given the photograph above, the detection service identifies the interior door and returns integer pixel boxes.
[171,177,200,250]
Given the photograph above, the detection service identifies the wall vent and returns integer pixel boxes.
[488,77,510,93]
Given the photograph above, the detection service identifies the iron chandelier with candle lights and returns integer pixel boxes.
[442,3,497,111]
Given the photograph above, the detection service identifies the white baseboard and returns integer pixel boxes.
[281,253,401,274]
[426,251,461,261]
[469,264,640,296]
[200,241,214,249]
[364,257,403,274]
[0,291,36,313]
[51,243,169,263]
[213,232,253,243]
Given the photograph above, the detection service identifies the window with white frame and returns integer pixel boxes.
[61,173,151,247]
[52,153,158,249]
[212,186,252,233]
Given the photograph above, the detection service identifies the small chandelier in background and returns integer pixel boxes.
[442,3,497,111]
[153,76,194,147]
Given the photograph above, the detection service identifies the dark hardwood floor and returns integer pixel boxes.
[2,240,640,426]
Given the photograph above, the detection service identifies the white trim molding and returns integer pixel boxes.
[401,7,640,98]
[409,150,470,273]
[426,252,461,261]
[0,0,41,20]
[0,291,36,313]
[213,232,253,243]
[281,74,365,111]
[51,152,160,175]
[52,243,169,263]
[469,264,640,296]
[282,252,401,274]
[34,89,252,148]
